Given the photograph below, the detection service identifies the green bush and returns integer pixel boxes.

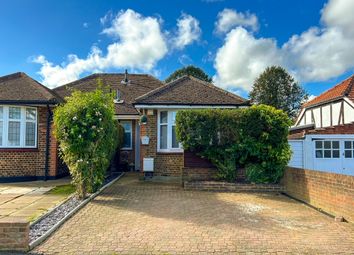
[54,85,122,198]
[176,105,291,183]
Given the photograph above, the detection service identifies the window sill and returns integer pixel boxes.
[121,148,133,151]
[0,148,38,152]
[157,150,183,154]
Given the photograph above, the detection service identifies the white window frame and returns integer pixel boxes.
[0,105,37,148]
[157,110,183,153]
[121,120,133,150]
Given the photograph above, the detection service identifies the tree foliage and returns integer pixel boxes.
[176,105,292,183]
[165,65,212,83]
[54,85,122,198]
[249,66,308,119]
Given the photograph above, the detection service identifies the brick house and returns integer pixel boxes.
[288,74,354,176]
[1,71,248,181]
[0,72,66,181]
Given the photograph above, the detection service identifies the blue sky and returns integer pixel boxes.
[0,0,353,98]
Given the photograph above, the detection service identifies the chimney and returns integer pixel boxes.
[121,69,130,85]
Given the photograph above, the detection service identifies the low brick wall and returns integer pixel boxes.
[182,167,217,181]
[184,181,285,192]
[0,217,29,251]
[283,167,354,223]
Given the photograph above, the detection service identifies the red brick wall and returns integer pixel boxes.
[283,167,354,223]
[0,106,62,179]
[140,111,183,177]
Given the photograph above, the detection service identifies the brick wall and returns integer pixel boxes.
[0,217,29,251]
[283,167,354,222]
[140,111,183,177]
[0,106,64,179]
[184,181,285,192]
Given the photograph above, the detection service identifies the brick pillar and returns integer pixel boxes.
[0,217,29,251]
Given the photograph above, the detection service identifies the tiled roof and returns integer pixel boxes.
[0,72,60,104]
[303,74,354,108]
[134,76,248,106]
[54,73,164,115]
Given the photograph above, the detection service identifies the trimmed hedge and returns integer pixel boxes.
[176,105,291,183]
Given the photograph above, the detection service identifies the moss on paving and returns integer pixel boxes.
[48,184,75,196]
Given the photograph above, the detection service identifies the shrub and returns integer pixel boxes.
[176,105,291,183]
[54,85,122,198]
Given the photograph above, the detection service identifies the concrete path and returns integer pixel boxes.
[33,173,354,254]
[0,177,71,222]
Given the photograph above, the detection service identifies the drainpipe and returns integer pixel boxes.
[44,105,53,181]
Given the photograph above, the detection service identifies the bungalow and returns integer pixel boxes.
[288,74,354,176]
[0,72,66,181]
[54,73,249,179]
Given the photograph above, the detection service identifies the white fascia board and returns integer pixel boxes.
[134,104,244,109]
[307,134,354,139]
[114,115,140,120]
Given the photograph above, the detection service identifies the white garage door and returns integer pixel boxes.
[313,139,354,176]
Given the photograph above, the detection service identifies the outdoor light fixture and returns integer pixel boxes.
[140,114,148,124]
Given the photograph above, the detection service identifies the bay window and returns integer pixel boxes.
[0,106,37,148]
[158,110,182,152]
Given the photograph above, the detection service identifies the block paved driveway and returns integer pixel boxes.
[33,173,354,254]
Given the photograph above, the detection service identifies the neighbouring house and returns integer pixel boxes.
[0,72,67,181]
[288,74,354,176]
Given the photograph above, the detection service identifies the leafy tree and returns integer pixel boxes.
[54,83,122,198]
[165,65,212,83]
[249,66,308,119]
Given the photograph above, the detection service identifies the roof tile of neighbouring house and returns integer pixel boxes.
[54,73,164,115]
[0,72,61,104]
[303,74,354,108]
[134,76,249,106]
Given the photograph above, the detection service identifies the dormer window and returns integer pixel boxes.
[114,89,124,104]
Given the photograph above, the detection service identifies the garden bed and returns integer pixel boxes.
[29,172,123,249]
[184,180,285,192]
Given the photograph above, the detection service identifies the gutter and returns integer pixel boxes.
[44,105,53,181]
[0,99,58,105]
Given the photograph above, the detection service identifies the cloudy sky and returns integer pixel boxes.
[0,0,354,98]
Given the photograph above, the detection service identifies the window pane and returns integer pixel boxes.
[160,125,167,149]
[315,141,323,149]
[332,141,339,149]
[324,141,331,149]
[160,111,167,124]
[345,141,352,149]
[345,150,352,158]
[0,107,3,119]
[26,108,36,120]
[172,126,178,148]
[332,150,340,158]
[0,121,2,146]
[25,122,36,146]
[315,150,323,158]
[171,111,177,124]
[122,133,131,148]
[9,107,21,119]
[121,122,131,132]
[8,121,20,146]
[324,150,331,158]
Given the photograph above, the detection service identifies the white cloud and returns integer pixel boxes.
[173,13,201,49]
[34,9,168,88]
[214,27,283,91]
[215,8,259,34]
[214,0,354,92]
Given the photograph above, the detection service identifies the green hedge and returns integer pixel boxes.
[176,105,291,183]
